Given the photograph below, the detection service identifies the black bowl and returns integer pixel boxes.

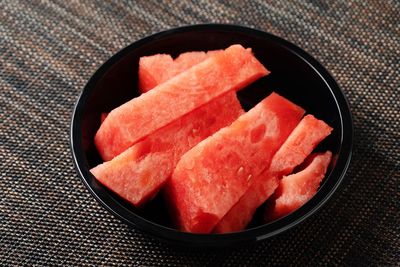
[71,24,353,247]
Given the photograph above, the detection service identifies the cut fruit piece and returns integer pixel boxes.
[95,44,269,161]
[269,115,334,174]
[138,54,174,93]
[100,112,108,124]
[214,115,332,233]
[213,175,280,234]
[91,92,243,207]
[138,50,223,93]
[167,92,305,233]
[173,52,208,75]
[265,151,332,221]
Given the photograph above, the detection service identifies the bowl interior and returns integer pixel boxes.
[72,25,352,245]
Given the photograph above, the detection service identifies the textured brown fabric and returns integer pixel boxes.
[0,1,399,266]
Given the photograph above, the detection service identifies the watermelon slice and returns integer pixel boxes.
[138,50,222,93]
[213,174,280,233]
[138,54,174,93]
[268,115,334,175]
[264,151,332,221]
[95,44,269,161]
[91,92,243,206]
[100,112,108,124]
[214,115,332,233]
[167,92,305,233]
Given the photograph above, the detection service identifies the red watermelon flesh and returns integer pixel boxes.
[213,174,280,233]
[173,52,208,74]
[214,115,332,233]
[95,44,269,161]
[100,112,108,124]
[138,54,174,93]
[265,151,332,221]
[269,115,333,174]
[139,50,223,93]
[167,92,305,233]
[91,92,243,207]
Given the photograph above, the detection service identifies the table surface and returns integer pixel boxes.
[1,1,399,266]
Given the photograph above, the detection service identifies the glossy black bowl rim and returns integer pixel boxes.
[70,24,353,247]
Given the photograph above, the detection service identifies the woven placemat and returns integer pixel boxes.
[1,1,399,266]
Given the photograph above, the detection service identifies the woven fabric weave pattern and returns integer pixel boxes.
[0,1,399,266]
